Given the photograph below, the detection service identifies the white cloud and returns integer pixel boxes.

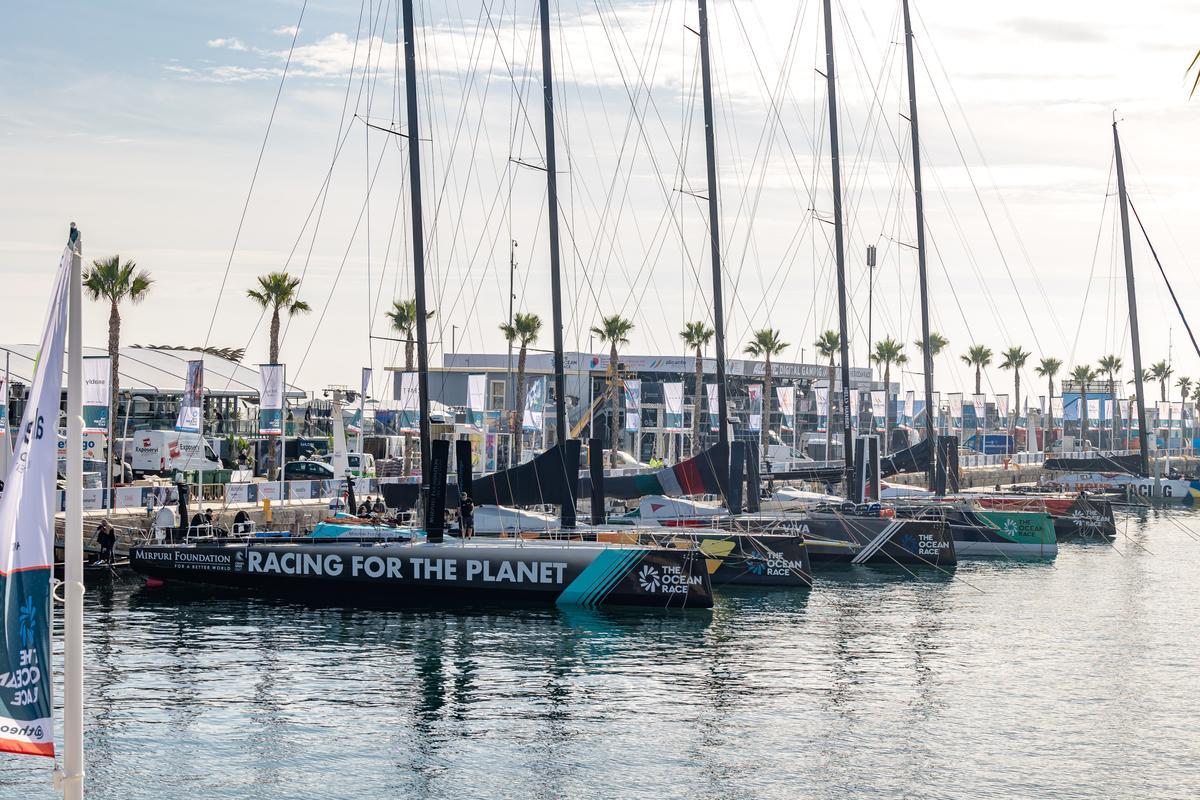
[207,37,247,51]
[273,25,299,37]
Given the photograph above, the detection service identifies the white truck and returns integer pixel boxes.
[130,430,223,477]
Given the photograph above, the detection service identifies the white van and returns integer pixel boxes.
[130,430,223,476]
[320,451,376,478]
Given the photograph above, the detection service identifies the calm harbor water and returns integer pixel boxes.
[2,508,1198,799]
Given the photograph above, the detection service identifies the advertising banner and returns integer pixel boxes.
[623,379,642,432]
[467,374,487,430]
[996,394,1009,419]
[523,377,547,432]
[904,391,914,420]
[748,384,762,432]
[175,360,204,433]
[949,393,963,419]
[663,382,684,431]
[396,371,420,433]
[258,364,285,435]
[871,390,886,421]
[706,384,720,432]
[776,385,796,431]
[82,355,110,434]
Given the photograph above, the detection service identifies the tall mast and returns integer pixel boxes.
[65,223,85,800]
[902,0,937,490]
[537,0,568,446]
[1113,121,1151,475]
[697,0,729,445]
[537,0,574,527]
[822,0,854,490]
[401,0,432,480]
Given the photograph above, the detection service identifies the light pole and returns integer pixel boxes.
[451,324,458,356]
[866,244,877,380]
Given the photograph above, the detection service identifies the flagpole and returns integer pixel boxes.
[64,223,85,799]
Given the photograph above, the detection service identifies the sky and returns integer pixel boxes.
[2,0,1199,402]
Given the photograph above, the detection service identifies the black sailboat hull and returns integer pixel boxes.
[591,529,812,588]
[130,540,713,609]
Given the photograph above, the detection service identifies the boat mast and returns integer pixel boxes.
[1113,121,1151,475]
[821,0,855,491]
[401,0,432,481]
[65,223,85,800]
[902,0,937,490]
[697,0,729,445]
[537,0,568,446]
[537,0,574,527]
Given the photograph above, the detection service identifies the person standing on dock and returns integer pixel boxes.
[96,519,116,565]
[460,493,475,538]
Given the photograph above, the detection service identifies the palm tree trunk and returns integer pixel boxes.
[826,361,835,461]
[609,344,620,467]
[515,346,528,463]
[975,365,982,395]
[1013,373,1020,445]
[269,308,281,365]
[109,303,121,488]
[1081,395,1089,448]
[762,358,772,453]
[693,348,703,456]
[1047,377,1054,451]
[883,363,892,454]
[403,339,414,475]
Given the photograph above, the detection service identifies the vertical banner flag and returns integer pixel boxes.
[996,394,1009,419]
[748,384,763,432]
[523,377,547,431]
[663,382,684,431]
[396,371,420,433]
[1087,398,1101,421]
[814,387,829,429]
[0,243,70,757]
[81,355,110,435]
[706,383,720,432]
[623,379,642,432]
[871,390,886,421]
[776,385,796,431]
[904,391,915,421]
[175,360,204,433]
[849,390,859,428]
[949,393,963,419]
[258,364,285,435]
[467,374,487,429]
[1051,396,1065,419]
[971,394,986,416]
[348,367,370,435]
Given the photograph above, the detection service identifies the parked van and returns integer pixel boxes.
[130,430,223,476]
[320,451,376,477]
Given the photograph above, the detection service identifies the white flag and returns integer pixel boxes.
[622,379,641,432]
[904,391,914,419]
[949,393,963,418]
[175,360,203,433]
[663,382,684,431]
[81,355,110,435]
[706,383,720,432]
[871,390,886,419]
[748,384,762,432]
[996,394,1009,419]
[0,242,71,757]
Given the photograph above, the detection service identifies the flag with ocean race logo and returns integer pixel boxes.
[0,242,71,757]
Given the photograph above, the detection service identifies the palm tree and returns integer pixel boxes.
[386,298,434,474]
[1150,360,1173,403]
[814,330,841,461]
[1098,355,1123,448]
[83,254,153,488]
[679,321,714,456]
[385,298,434,372]
[246,272,310,364]
[745,328,789,452]
[1070,364,1097,448]
[960,345,993,395]
[1036,357,1063,450]
[998,346,1030,427]
[871,338,907,454]
[1177,376,1193,444]
[499,312,542,440]
[591,314,635,465]
[913,332,949,358]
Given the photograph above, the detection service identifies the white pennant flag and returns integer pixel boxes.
[0,243,71,757]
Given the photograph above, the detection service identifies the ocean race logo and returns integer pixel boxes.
[635,563,702,594]
[745,548,805,577]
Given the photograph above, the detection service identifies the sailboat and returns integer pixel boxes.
[129,0,712,610]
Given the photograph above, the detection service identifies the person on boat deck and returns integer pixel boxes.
[460,493,475,538]
[359,498,374,517]
[372,497,385,515]
[96,520,116,565]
